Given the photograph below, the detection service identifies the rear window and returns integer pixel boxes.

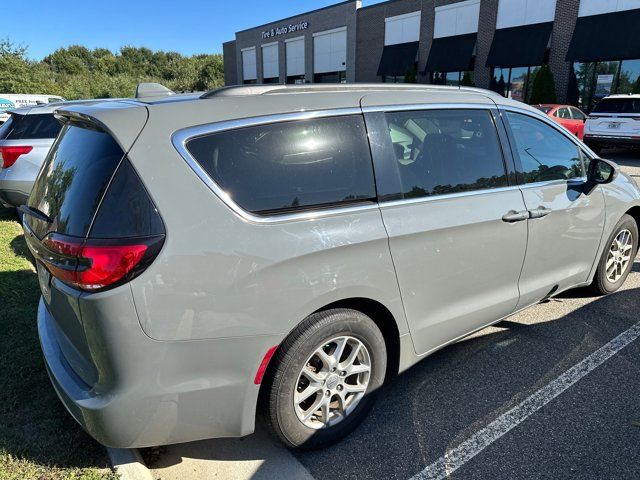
[593,98,640,114]
[0,113,62,140]
[185,116,376,215]
[27,122,124,238]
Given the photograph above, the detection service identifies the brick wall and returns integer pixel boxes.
[549,0,581,102]
[222,41,237,86]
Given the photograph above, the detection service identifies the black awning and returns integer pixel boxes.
[566,9,640,62]
[424,33,477,73]
[377,41,419,77]
[486,22,553,68]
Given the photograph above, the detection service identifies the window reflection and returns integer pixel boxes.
[506,112,583,184]
[384,109,508,200]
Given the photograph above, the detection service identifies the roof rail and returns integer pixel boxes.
[135,82,174,99]
[200,83,502,99]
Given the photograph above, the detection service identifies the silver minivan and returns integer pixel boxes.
[22,84,640,450]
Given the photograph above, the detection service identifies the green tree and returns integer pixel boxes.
[528,64,557,104]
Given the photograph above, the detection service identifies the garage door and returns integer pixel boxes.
[286,37,305,77]
[313,27,347,74]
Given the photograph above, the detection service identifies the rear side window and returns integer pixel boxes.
[185,116,376,214]
[0,113,62,140]
[28,122,124,238]
[380,109,508,200]
[593,98,640,114]
[505,112,583,184]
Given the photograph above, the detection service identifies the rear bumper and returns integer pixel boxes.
[38,296,281,448]
[583,134,640,148]
[0,174,32,207]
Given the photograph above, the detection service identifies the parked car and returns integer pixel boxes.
[0,94,65,124]
[533,104,587,139]
[21,84,640,451]
[0,105,64,208]
[584,94,640,153]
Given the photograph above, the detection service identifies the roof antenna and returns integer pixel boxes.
[135,82,174,99]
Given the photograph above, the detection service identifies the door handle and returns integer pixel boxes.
[529,207,552,219]
[502,210,530,223]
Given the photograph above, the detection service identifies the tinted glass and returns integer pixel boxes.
[90,159,165,238]
[593,98,640,114]
[506,112,583,184]
[28,123,124,238]
[570,107,586,121]
[556,108,571,119]
[186,116,375,214]
[382,109,508,199]
[0,113,62,140]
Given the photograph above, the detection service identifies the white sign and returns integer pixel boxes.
[595,74,614,98]
[262,21,309,39]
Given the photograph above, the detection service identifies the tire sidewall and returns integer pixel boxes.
[596,215,638,294]
[271,309,386,449]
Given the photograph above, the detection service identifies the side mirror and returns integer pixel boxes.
[585,157,618,194]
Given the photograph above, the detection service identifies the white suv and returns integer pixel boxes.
[584,95,640,153]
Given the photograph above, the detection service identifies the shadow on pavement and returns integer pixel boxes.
[150,262,640,480]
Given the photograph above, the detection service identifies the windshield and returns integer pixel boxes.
[0,113,62,140]
[593,98,640,114]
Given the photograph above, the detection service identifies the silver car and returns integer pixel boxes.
[21,84,640,450]
[0,105,63,207]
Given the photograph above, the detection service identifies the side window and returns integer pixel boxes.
[381,109,508,199]
[555,107,570,119]
[185,115,376,215]
[570,107,586,121]
[505,112,583,184]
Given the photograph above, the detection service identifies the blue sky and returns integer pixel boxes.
[5,0,384,59]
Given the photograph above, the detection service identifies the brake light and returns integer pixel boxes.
[40,233,162,291]
[0,146,33,168]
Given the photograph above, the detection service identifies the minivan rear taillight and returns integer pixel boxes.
[0,146,33,168]
[40,233,164,291]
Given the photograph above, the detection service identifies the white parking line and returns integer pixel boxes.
[410,321,640,480]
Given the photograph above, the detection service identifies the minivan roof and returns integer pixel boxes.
[53,84,545,145]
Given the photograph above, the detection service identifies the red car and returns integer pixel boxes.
[533,104,587,140]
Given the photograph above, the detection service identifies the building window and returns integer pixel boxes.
[572,59,640,111]
[382,75,406,83]
[491,66,540,102]
[314,71,347,83]
[286,75,306,85]
[432,71,475,87]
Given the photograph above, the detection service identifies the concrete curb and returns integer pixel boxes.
[107,448,154,480]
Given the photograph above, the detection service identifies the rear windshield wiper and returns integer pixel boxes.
[18,205,53,224]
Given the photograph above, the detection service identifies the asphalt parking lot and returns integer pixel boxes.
[149,149,640,480]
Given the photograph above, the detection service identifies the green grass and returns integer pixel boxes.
[0,207,115,480]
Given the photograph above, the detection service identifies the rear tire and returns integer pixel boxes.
[590,214,638,295]
[262,308,386,450]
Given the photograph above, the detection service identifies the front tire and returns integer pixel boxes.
[262,308,386,450]
[590,214,638,295]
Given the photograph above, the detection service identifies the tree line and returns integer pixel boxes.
[0,39,225,99]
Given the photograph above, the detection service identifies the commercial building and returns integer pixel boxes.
[223,0,640,109]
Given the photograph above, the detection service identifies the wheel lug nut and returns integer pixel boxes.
[325,390,330,397]
[341,371,346,376]
[331,367,336,372]
[337,385,343,391]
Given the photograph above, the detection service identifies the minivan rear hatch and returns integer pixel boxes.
[22,105,162,387]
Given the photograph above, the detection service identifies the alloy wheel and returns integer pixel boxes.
[293,336,371,429]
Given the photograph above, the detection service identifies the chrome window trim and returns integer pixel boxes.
[379,185,522,209]
[171,108,377,225]
[361,102,493,114]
